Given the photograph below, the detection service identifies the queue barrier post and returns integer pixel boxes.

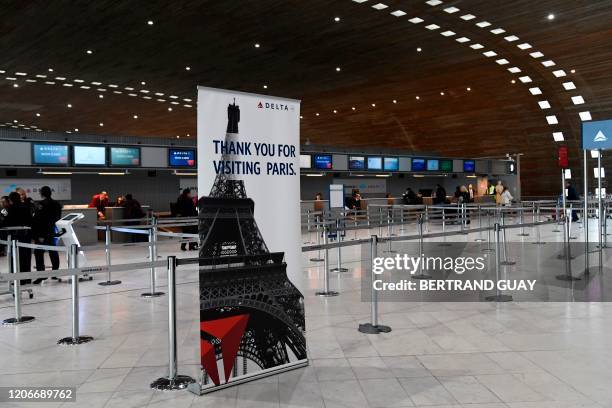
[358,235,391,334]
[485,224,513,302]
[2,239,35,325]
[532,204,545,245]
[556,210,581,282]
[309,219,324,262]
[304,210,314,245]
[151,256,195,390]
[475,205,486,242]
[439,208,451,247]
[331,219,349,272]
[482,209,494,253]
[142,228,165,298]
[518,208,529,237]
[99,225,121,286]
[315,225,339,297]
[58,244,94,344]
[412,214,433,280]
[500,211,516,266]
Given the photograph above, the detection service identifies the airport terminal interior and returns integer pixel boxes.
[1,1,612,408]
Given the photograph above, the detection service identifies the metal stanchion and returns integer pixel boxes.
[331,220,349,271]
[482,209,494,252]
[597,150,603,272]
[412,215,433,280]
[500,212,516,266]
[2,239,35,325]
[58,244,93,345]
[303,210,314,245]
[316,226,339,297]
[142,228,165,298]
[475,205,486,242]
[568,204,577,240]
[309,220,324,262]
[518,208,529,236]
[388,207,396,237]
[485,224,513,302]
[358,235,391,334]
[99,225,121,286]
[532,204,545,245]
[439,208,451,247]
[378,208,383,237]
[151,256,195,390]
[556,211,580,282]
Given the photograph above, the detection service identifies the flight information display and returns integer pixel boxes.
[73,145,106,166]
[411,158,426,171]
[427,159,439,171]
[300,154,312,169]
[169,149,196,167]
[440,159,453,172]
[367,156,382,170]
[349,156,365,170]
[313,154,332,170]
[383,157,399,171]
[463,160,476,172]
[32,144,69,166]
[110,147,140,166]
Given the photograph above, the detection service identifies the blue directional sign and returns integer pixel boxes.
[583,119,612,150]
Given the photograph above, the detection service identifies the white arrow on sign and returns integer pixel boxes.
[594,130,608,142]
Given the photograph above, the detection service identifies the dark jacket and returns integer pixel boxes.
[566,185,580,201]
[5,202,33,239]
[402,190,417,205]
[32,198,62,238]
[176,195,197,217]
[433,187,447,205]
[124,198,145,219]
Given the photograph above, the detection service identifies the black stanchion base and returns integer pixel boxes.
[141,292,165,298]
[99,280,122,286]
[474,238,486,242]
[315,290,339,297]
[383,250,398,253]
[150,375,195,391]
[310,258,324,262]
[2,316,35,326]
[411,274,433,280]
[481,247,494,252]
[532,242,546,245]
[517,233,530,237]
[437,242,452,247]
[555,274,582,282]
[500,261,516,266]
[57,335,94,345]
[330,268,349,273]
[485,294,513,302]
[556,254,577,260]
[358,323,392,334]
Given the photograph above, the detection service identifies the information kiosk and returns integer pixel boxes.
[56,213,91,281]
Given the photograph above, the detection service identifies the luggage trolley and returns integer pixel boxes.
[56,213,92,282]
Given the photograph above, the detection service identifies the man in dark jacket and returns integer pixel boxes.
[5,192,33,283]
[433,184,447,205]
[565,181,580,222]
[176,189,197,251]
[32,186,62,284]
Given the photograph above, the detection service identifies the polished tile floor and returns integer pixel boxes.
[0,216,611,408]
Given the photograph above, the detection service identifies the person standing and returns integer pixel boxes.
[468,184,475,201]
[5,192,33,283]
[124,194,145,242]
[501,186,514,206]
[31,186,62,284]
[495,181,504,205]
[0,196,9,257]
[565,181,580,221]
[433,184,447,205]
[176,189,197,251]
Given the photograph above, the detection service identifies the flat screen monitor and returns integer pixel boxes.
[440,159,453,172]
[299,154,312,169]
[168,149,196,168]
[110,147,141,167]
[411,158,426,172]
[426,159,439,171]
[463,160,476,172]
[384,157,399,171]
[349,156,365,170]
[32,143,69,166]
[313,154,332,170]
[367,156,382,170]
[73,145,106,166]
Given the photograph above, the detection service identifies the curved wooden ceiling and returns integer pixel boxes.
[0,0,610,195]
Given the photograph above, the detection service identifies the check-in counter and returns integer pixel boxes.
[61,205,98,246]
[105,206,151,243]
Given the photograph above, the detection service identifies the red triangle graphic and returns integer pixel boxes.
[257,102,263,108]
[200,314,250,385]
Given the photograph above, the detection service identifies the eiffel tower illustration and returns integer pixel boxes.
[197,101,306,387]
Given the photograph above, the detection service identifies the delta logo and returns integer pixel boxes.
[257,101,293,111]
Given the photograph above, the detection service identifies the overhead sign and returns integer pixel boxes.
[583,120,612,150]
[558,146,569,168]
[196,87,306,392]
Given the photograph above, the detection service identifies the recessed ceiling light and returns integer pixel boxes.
[300,115,303,119]
[36,113,40,117]
[504,35,519,42]
[254,43,260,48]
[483,51,497,57]
[552,70,567,78]
[74,128,79,132]
[176,135,180,139]
[476,21,492,28]
[440,30,456,37]
[456,37,470,43]
[48,68,54,72]
[508,67,521,73]
[572,95,585,105]
[425,24,440,30]
[470,43,484,50]
[529,87,542,95]
[538,101,551,109]
[408,17,424,24]
[372,3,388,10]
[466,87,471,91]
[496,59,509,65]
[12,83,18,88]
[67,103,72,108]
[547,13,555,20]
[141,81,146,85]
[390,10,406,17]
[147,20,154,25]
[553,132,564,141]
[490,28,506,35]
[333,109,337,114]
[185,66,191,71]
[336,67,341,72]
[542,60,556,67]
[517,43,532,50]
[334,16,341,22]
[415,96,420,100]
[315,113,320,116]
[168,107,173,111]
[546,115,558,125]
[263,85,268,89]
[579,111,592,121]
[511,80,516,84]
[440,92,445,96]
[530,51,544,58]
[99,122,104,126]
[133,114,138,119]
[519,76,532,83]
[351,107,356,110]
[417,47,422,52]
[444,7,460,13]
[98,94,103,98]
[392,99,397,103]
[460,14,476,21]
[563,81,576,90]
[86,50,93,54]
[370,103,376,107]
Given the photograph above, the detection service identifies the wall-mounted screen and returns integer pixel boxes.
[440,159,453,172]
[463,160,476,172]
[313,154,332,170]
[110,147,141,167]
[32,143,69,166]
[349,156,365,170]
[427,159,439,171]
[73,145,106,166]
[411,158,426,172]
[169,149,196,168]
[384,157,399,171]
[367,156,382,170]
[299,154,311,169]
